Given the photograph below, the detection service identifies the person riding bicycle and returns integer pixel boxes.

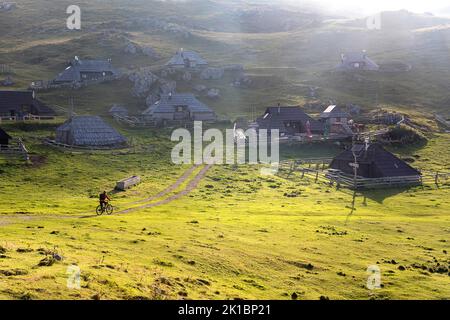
[99,191,111,210]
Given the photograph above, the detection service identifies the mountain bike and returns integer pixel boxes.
[96,202,114,215]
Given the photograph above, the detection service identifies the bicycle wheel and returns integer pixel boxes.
[96,205,103,215]
[105,204,114,215]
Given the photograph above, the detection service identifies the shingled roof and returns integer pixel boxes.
[143,93,215,114]
[54,58,119,83]
[0,127,11,145]
[330,143,421,178]
[166,50,208,67]
[256,106,324,133]
[55,116,127,147]
[0,90,54,116]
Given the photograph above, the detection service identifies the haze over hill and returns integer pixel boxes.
[1,0,449,117]
[0,0,449,301]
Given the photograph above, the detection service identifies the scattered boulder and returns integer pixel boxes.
[233,74,252,87]
[146,94,159,107]
[200,67,224,80]
[123,18,191,38]
[207,88,220,99]
[193,84,207,93]
[0,2,16,12]
[0,268,28,276]
[141,46,160,59]
[124,42,138,54]
[129,68,159,97]
[159,79,176,94]
[38,256,56,267]
[109,104,128,117]
[223,64,244,72]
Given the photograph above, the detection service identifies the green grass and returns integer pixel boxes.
[0,0,449,300]
[0,124,449,300]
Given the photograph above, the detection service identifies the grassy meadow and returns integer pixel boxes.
[0,0,449,300]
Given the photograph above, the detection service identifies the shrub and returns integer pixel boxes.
[384,125,427,145]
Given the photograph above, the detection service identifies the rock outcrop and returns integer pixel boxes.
[128,68,159,97]
[207,88,220,99]
[200,67,224,80]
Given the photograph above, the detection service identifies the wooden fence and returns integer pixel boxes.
[278,158,450,190]
[325,170,422,189]
[113,114,198,129]
[0,114,55,124]
[0,139,29,161]
[43,138,131,152]
[29,76,119,91]
[0,64,13,74]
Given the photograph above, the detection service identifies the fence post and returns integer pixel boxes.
[315,171,319,183]
[435,172,439,185]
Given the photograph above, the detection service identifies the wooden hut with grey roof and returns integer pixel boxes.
[53,57,119,84]
[166,49,208,70]
[0,90,55,117]
[256,105,323,136]
[330,143,421,181]
[55,116,127,148]
[142,93,216,122]
[336,51,379,72]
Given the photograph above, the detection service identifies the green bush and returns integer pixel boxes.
[385,125,427,145]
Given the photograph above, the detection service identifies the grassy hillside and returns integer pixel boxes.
[0,123,449,299]
[0,0,449,300]
[1,1,450,118]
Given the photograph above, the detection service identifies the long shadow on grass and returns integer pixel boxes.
[360,187,414,203]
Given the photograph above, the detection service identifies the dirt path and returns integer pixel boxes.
[128,165,200,205]
[0,164,213,223]
[115,164,213,215]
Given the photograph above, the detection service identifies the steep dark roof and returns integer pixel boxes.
[56,116,127,146]
[330,143,421,178]
[0,90,54,115]
[0,90,33,109]
[257,106,323,132]
[54,58,118,82]
[0,127,11,140]
[143,93,215,114]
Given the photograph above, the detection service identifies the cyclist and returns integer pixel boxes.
[99,191,111,210]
